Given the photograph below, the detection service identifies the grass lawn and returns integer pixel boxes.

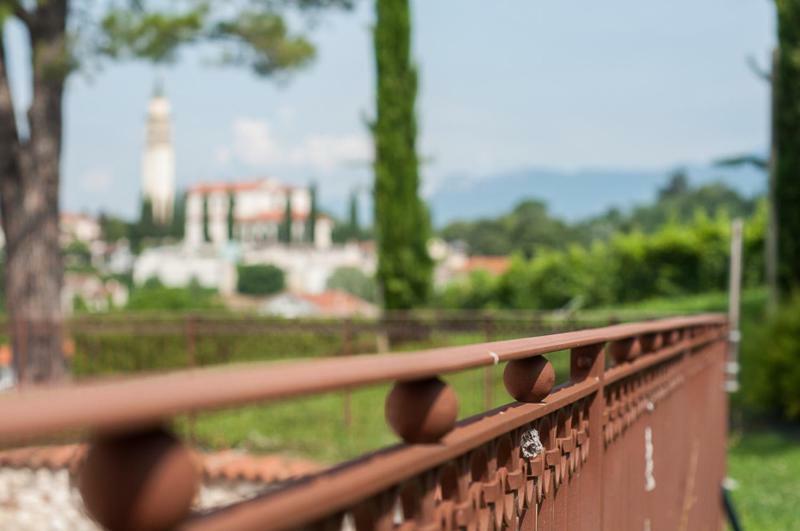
[727,425,800,531]
[183,343,572,462]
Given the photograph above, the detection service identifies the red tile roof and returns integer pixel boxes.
[187,179,298,195]
[237,211,309,223]
[0,444,320,484]
[460,256,511,276]
[296,290,376,317]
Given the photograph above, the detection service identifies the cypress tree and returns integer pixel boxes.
[348,190,360,240]
[306,183,318,244]
[372,0,432,310]
[171,192,186,239]
[202,195,211,243]
[775,0,800,292]
[280,195,293,244]
[227,193,236,241]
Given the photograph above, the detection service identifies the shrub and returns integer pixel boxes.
[326,267,377,302]
[237,264,285,296]
[127,279,221,311]
[740,294,800,420]
[435,210,762,311]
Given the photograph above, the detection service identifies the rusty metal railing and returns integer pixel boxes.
[0,314,728,530]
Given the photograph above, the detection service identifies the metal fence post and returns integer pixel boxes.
[184,315,197,443]
[570,343,605,530]
[726,219,743,394]
[482,315,495,410]
[342,319,353,429]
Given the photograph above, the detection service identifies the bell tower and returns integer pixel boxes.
[141,80,176,224]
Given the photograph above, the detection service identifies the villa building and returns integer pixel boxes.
[184,179,332,249]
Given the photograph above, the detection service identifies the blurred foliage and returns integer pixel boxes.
[442,174,759,257]
[70,324,347,378]
[741,293,800,420]
[326,266,377,302]
[127,278,222,311]
[103,193,186,253]
[236,264,286,295]
[98,212,130,242]
[332,190,371,243]
[441,200,579,258]
[279,195,292,244]
[63,240,94,272]
[306,183,317,243]
[776,0,800,292]
[92,0,352,76]
[581,174,757,238]
[435,205,766,311]
[373,0,432,310]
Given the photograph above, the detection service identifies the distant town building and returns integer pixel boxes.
[62,273,129,315]
[243,242,374,294]
[133,244,237,294]
[430,238,510,286]
[184,179,332,248]
[141,82,176,224]
[60,212,101,245]
[260,289,378,319]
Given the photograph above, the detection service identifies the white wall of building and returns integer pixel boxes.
[243,243,374,294]
[183,179,328,248]
[133,245,236,294]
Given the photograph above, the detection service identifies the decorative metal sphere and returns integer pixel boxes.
[79,428,199,531]
[385,377,458,443]
[503,357,555,403]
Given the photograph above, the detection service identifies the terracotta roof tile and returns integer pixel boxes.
[0,444,320,484]
[460,256,511,276]
[187,179,300,195]
[296,290,376,317]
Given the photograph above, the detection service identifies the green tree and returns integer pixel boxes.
[332,190,364,243]
[98,212,131,242]
[202,195,211,243]
[279,195,293,244]
[373,0,432,310]
[169,191,186,240]
[64,241,93,272]
[227,192,236,241]
[0,0,351,382]
[775,0,800,292]
[349,189,361,238]
[127,279,221,311]
[440,199,577,257]
[657,168,689,200]
[237,264,285,295]
[306,182,317,244]
[139,197,156,234]
[326,266,377,302]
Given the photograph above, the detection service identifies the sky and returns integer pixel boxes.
[4,1,776,220]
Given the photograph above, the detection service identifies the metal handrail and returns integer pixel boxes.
[0,314,723,443]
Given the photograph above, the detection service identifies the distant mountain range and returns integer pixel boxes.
[426,163,766,227]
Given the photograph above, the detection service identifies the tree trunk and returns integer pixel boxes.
[0,1,68,384]
[775,1,800,294]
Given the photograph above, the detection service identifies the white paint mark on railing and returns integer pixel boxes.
[645,426,656,492]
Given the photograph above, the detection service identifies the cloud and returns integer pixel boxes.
[218,116,371,174]
[230,117,281,166]
[289,134,371,172]
[81,168,112,192]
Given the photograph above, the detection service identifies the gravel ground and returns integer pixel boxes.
[0,467,270,530]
